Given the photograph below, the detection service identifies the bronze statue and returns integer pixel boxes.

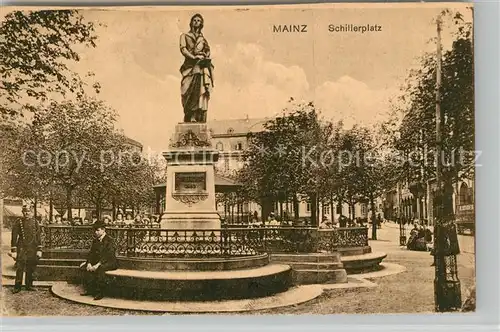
[180,14,214,123]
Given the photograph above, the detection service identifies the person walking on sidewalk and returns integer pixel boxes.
[9,205,42,293]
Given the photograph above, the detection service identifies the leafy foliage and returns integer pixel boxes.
[238,101,324,221]
[1,98,160,221]
[237,100,396,226]
[0,10,100,118]
[390,10,474,187]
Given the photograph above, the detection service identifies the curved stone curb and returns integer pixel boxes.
[354,262,406,279]
[2,279,63,288]
[51,282,324,313]
[321,276,378,290]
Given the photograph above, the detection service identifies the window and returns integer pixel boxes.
[322,205,330,215]
[224,158,229,171]
[336,204,342,214]
[227,128,234,134]
[306,202,311,212]
[459,183,473,205]
[361,204,367,215]
[235,142,243,150]
[216,142,224,151]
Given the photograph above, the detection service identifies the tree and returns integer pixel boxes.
[238,100,323,224]
[315,120,344,225]
[21,98,116,222]
[356,126,400,239]
[0,121,50,216]
[389,10,473,225]
[399,11,473,181]
[0,10,100,118]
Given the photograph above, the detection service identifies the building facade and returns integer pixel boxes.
[383,177,475,229]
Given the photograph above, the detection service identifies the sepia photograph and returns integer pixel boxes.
[0,3,475,316]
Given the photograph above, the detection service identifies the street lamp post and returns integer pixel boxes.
[433,13,462,312]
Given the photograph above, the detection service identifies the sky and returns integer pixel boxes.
[17,4,472,153]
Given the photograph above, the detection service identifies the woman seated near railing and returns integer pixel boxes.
[266,213,280,227]
[319,219,333,229]
[407,222,432,251]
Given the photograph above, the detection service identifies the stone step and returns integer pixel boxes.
[337,246,372,256]
[341,252,387,273]
[106,264,291,280]
[35,265,81,282]
[284,261,344,270]
[42,250,88,260]
[292,269,348,285]
[39,258,83,267]
[270,253,341,263]
[103,264,293,301]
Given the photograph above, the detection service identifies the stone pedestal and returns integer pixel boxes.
[160,123,221,230]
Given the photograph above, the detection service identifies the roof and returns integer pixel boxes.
[208,117,272,136]
[2,205,59,217]
[3,205,23,217]
[214,174,241,187]
[123,136,143,148]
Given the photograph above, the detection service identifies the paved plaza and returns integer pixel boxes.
[1,224,475,315]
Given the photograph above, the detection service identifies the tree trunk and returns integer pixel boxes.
[316,193,320,225]
[49,190,53,222]
[66,187,73,223]
[237,203,240,223]
[330,194,335,224]
[112,199,116,220]
[370,194,377,240]
[96,196,102,220]
[348,201,353,220]
[261,197,272,222]
[293,195,299,220]
[310,193,317,227]
[34,195,38,222]
[231,204,234,224]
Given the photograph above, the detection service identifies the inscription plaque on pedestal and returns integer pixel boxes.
[174,172,207,192]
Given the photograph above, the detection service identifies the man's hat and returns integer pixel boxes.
[92,220,106,229]
[22,205,32,213]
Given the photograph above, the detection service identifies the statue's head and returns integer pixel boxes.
[190,13,204,31]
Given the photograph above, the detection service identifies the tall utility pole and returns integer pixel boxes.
[435,14,443,219]
[433,13,462,312]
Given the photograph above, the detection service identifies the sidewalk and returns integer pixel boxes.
[370,222,475,255]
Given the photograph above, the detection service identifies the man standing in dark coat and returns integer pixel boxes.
[79,220,118,300]
[10,205,42,293]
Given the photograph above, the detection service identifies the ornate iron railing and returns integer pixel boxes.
[41,225,95,250]
[41,225,368,258]
[333,227,369,248]
[317,227,369,251]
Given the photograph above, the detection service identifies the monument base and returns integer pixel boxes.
[161,122,222,230]
[160,212,221,230]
